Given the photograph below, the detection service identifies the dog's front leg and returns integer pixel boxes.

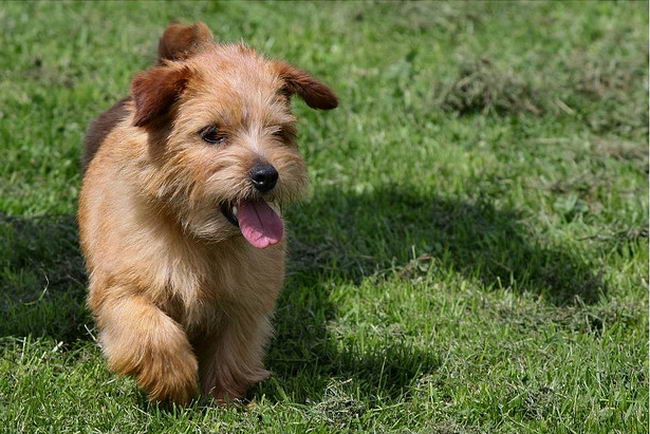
[95,292,199,405]
[197,312,273,403]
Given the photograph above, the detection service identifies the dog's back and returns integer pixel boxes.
[82,97,130,171]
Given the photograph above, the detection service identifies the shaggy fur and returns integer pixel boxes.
[78,22,337,405]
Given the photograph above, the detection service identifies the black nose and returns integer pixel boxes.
[249,163,278,193]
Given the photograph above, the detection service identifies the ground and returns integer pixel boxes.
[0,2,647,433]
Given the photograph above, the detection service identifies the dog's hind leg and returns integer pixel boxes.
[94,292,199,405]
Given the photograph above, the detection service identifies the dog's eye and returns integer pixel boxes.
[199,125,226,145]
[272,127,289,139]
[270,125,296,144]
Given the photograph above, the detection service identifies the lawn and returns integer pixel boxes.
[0,1,648,433]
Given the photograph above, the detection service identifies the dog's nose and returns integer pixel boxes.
[249,163,278,193]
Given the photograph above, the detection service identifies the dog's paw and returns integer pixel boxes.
[135,349,199,405]
[206,367,271,405]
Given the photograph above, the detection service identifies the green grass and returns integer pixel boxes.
[0,1,647,432]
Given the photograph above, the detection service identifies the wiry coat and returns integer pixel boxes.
[78,22,337,404]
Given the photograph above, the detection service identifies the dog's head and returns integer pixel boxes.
[131,22,337,248]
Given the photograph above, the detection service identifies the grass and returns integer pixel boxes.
[0,1,647,432]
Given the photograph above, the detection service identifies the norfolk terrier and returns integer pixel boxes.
[78,22,337,404]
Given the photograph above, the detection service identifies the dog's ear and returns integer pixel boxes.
[274,62,338,110]
[158,22,213,63]
[131,65,190,127]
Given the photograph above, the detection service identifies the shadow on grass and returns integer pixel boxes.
[0,186,606,404]
[0,213,89,342]
[288,185,605,304]
[259,185,606,403]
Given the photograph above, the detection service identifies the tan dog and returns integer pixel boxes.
[78,22,337,405]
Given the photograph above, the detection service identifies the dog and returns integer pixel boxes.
[78,22,337,405]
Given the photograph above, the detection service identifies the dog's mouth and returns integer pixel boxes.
[220,200,284,249]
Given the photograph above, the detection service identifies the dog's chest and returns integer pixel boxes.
[162,239,286,332]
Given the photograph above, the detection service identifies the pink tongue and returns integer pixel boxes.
[237,200,284,249]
